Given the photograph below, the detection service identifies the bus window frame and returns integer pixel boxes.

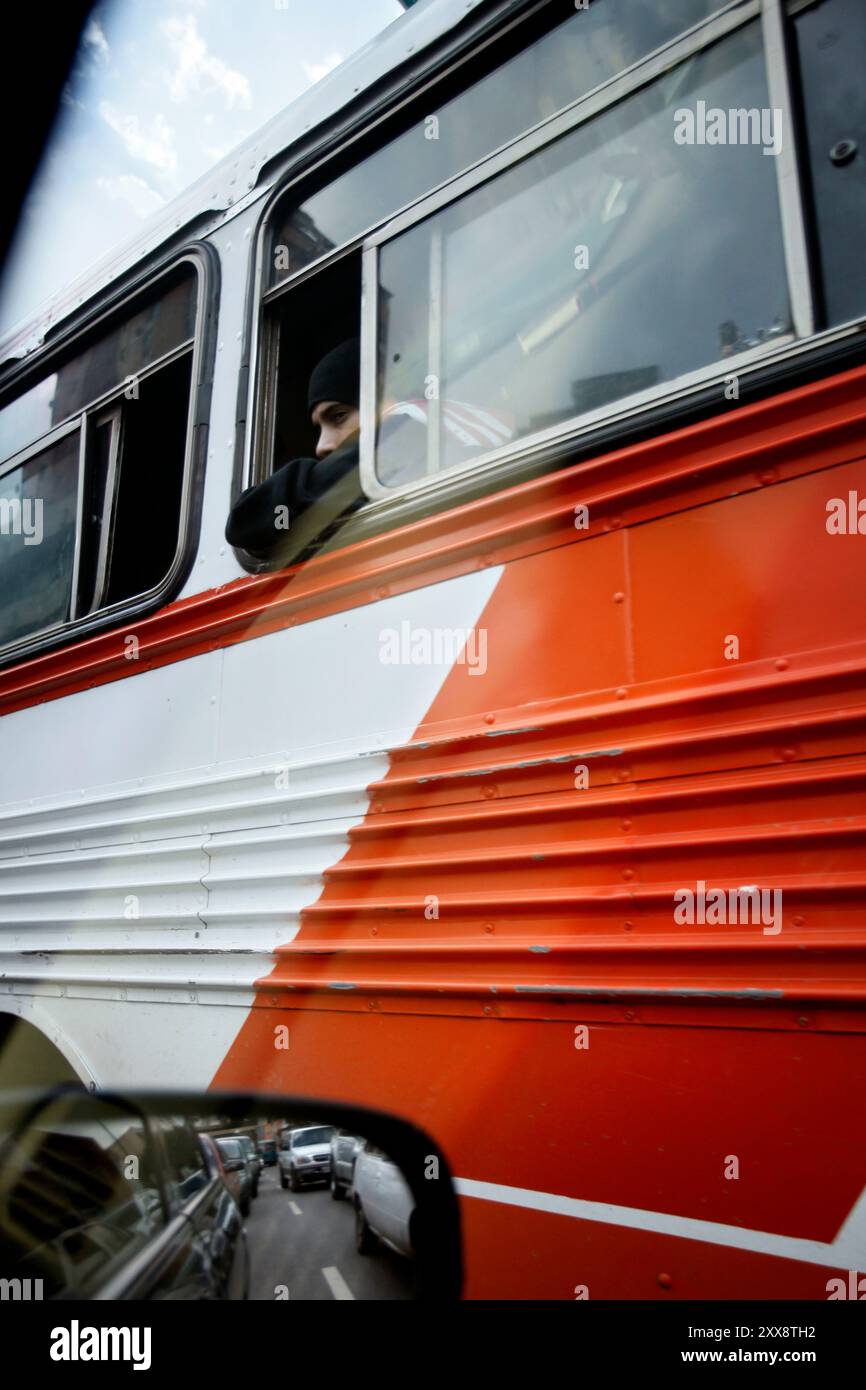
[82,401,124,621]
[246,0,866,531]
[0,246,217,668]
[247,0,750,502]
[358,0,817,502]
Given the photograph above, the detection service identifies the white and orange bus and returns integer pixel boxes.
[0,0,865,1300]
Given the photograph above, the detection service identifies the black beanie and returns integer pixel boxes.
[307,337,361,413]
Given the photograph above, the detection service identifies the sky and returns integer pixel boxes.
[0,0,404,337]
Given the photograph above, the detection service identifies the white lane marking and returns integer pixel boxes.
[289,1200,302,1216]
[322,1266,355,1300]
[454,1177,866,1271]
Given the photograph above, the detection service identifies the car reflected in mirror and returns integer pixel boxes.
[0,1087,461,1301]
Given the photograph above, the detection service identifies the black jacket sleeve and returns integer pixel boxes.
[225,409,455,559]
[225,441,361,557]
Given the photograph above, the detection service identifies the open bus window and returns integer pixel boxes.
[101,354,193,607]
[0,263,198,658]
[371,20,791,490]
[268,251,361,471]
[228,250,365,559]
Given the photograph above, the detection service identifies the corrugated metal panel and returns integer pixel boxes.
[0,748,385,978]
[0,750,389,860]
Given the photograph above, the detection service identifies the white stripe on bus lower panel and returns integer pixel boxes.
[0,566,505,1090]
[454,1177,866,1270]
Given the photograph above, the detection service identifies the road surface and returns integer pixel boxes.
[245,1164,414,1300]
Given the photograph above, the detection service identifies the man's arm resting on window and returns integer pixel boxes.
[225,444,360,558]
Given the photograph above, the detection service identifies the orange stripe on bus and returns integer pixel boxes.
[0,364,864,719]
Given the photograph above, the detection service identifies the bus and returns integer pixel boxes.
[0,0,864,1300]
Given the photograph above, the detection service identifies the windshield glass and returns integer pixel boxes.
[293,1127,334,1147]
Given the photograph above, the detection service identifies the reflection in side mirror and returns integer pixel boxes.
[0,1088,461,1301]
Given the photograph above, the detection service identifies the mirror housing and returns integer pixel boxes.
[0,1085,462,1301]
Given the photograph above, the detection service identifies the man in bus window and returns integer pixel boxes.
[225,338,363,560]
[225,337,512,560]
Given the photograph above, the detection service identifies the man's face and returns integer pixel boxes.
[311,400,360,460]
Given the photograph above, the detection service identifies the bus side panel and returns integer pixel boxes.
[0,569,501,1087]
[1,369,864,1297]
[214,443,866,1298]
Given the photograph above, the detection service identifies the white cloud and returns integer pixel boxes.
[161,15,251,110]
[96,174,166,219]
[83,18,110,63]
[99,103,178,174]
[302,52,344,85]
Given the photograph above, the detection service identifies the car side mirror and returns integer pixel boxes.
[0,1086,462,1301]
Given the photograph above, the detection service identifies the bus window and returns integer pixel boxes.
[101,353,193,607]
[369,19,791,490]
[268,251,361,472]
[267,0,724,285]
[0,261,199,659]
[789,0,866,329]
[0,427,80,648]
[249,1,733,537]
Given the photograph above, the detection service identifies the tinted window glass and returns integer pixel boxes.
[374,21,790,487]
[0,429,80,646]
[0,269,196,462]
[269,0,723,281]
